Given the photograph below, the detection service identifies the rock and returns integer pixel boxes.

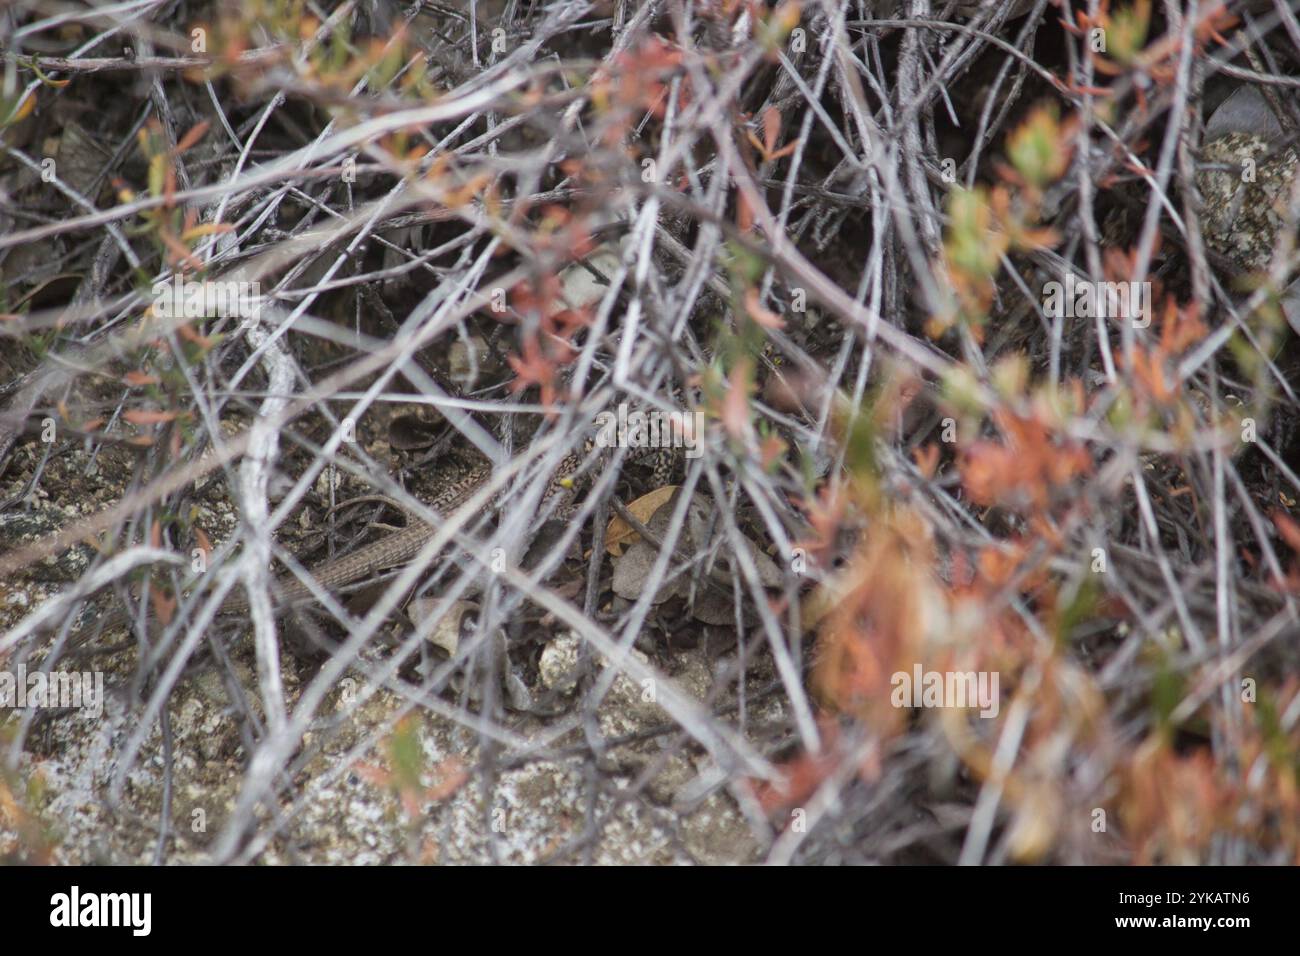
[598,647,664,740]
[538,632,582,694]
[559,244,624,310]
[681,792,761,864]
[1198,86,1300,274]
[1198,133,1298,273]
[412,598,478,659]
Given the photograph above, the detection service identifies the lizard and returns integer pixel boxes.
[75,451,558,643]
[70,416,682,646]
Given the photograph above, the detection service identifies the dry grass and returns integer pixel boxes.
[2,0,1300,864]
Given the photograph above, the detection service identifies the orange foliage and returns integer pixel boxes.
[960,409,1092,515]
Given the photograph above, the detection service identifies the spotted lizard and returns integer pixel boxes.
[75,414,682,641]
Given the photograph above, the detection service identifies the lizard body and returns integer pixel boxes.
[67,395,684,643]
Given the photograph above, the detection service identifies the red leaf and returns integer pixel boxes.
[123,409,179,425]
[744,288,785,329]
[1274,511,1300,555]
[173,120,210,156]
[763,106,781,156]
[721,361,753,440]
